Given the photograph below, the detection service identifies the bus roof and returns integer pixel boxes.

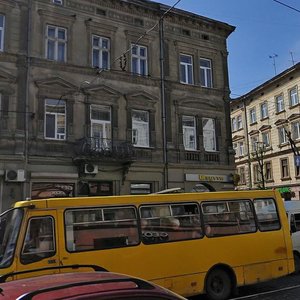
[13,190,281,210]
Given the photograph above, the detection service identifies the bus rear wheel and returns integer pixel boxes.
[205,268,232,300]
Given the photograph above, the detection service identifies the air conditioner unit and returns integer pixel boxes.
[84,164,98,174]
[5,169,26,182]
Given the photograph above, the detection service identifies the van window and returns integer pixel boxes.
[21,217,55,264]
[140,203,202,244]
[65,207,139,252]
[254,198,280,231]
[202,200,256,237]
[290,213,300,232]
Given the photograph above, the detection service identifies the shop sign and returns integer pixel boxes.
[186,174,227,182]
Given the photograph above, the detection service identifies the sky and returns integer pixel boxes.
[155,0,300,98]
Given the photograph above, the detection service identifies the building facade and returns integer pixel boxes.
[0,0,235,210]
[231,63,300,199]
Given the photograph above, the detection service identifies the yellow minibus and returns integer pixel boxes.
[0,190,294,300]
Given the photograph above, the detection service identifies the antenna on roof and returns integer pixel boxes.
[290,51,295,66]
[269,54,278,76]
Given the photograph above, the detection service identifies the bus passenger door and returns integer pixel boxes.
[16,210,60,278]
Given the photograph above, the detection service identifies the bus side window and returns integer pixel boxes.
[21,217,55,265]
[254,198,280,232]
[140,203,202,244]
[65,207,139,252]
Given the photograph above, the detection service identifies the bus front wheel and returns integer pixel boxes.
[205,268,232,300]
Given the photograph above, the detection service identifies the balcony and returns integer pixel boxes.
[74,138,135,162]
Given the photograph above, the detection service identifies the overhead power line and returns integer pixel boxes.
[272,0,300,14]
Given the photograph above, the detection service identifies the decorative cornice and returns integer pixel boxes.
[232,135,244,142]
[288,113,300,121]
[259,125,271,132]
[249,130,259,136]
[274,119,288,126]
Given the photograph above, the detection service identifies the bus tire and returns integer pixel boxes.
[294,253,300,273]
[205,268,232,300]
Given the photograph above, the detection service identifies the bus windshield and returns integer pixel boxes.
[0,208,24,268]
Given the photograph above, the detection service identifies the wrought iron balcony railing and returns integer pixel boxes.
[75,138,135,161]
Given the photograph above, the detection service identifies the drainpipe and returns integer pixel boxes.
[159,17,168,189]
[24,0,32,199]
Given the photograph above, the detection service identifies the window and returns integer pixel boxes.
[250,136,258,152]
[292,121,300,140]
[45,99,66,140]
[92,35,110,69]
[21,217,55,264]
[46,25,67,62]
[261,132,270,147]
[254,198,280,231]
[131,44,148,76]
[140,203,202,244]
[290,87,299,106]
[203,118,216,152]
[278,127,287,144]
[281,158,290,178]
[183,116,196,150]
[202,200,256,237]
[132,110,149,148]
[233,143,237,156]
[239,167,246,184]
[231,117,237,132]
[180,54,193,84]
[249,108,256,124]
[260,102,268,119]
[0,15,4,52]
[65,207,139,252]
[53,0,63,4]
[200,58,213,88]
[234,141,245,157]
[130,183,152,195]
[238,141,244,156]
[275,94,284,113]
[90,105,111,150]
[265,162,272,181]
[253,164,261,183]
[237,115,243,130]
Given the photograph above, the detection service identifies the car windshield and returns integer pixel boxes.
[0,208,24,268]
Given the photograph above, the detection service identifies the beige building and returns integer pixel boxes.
[0,0,235,210]
[231,63,300,199]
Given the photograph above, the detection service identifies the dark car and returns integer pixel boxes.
[0,267,187,300]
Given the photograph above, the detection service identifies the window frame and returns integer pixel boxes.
[275,94,285,113]
[261,131,270,148]
[237,115,243,130]
[292,121,300,140]
[132,109,150,148]
[280,158,290,179]
[180,54,194,85]
[45,25,67,62]
[182,115,197,151]
[90,105,112,149]
[202,117,217,152]
[44,98,66,140]
[260,102,268,119]
[0,14,5,52]
[199,57,213,88]
[289,86,299,107]
[278,127,288,144]
[92,35,110,70]
[131,44,148,76]
[249,108,257,124]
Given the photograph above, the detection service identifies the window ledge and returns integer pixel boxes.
[249,121,257,126]
[275,110,286,115]
[281,177,291,181]
[260,117,269,121]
